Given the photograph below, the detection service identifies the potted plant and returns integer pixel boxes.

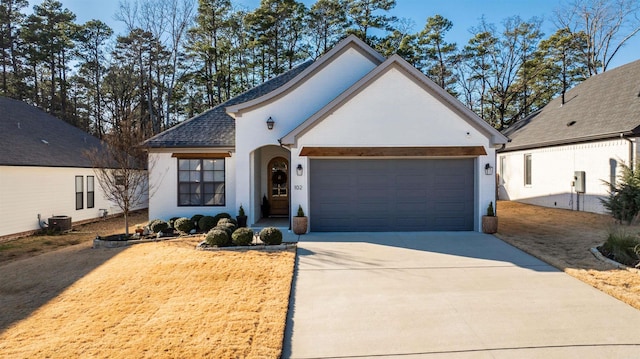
[237,205,248,228]
[261,195,270,218]
[482,201,498,234]
[292,205,308,235]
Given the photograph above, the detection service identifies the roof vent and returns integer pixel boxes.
[17,122,21,129]
[566,121,577,127]
[41,139,49,145]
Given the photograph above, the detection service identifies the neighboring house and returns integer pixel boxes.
[0,96,147,239]
[499,59,640,214]
[144,35,507,232]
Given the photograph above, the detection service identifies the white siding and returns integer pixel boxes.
[233,46,379,225]
[148,152,236,221]
[499,139,632,213]
[292,66,496,231]
[0,166,147,238]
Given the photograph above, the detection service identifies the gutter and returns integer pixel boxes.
[499,131,637,153]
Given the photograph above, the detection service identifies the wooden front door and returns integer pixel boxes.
[268,157,289,217]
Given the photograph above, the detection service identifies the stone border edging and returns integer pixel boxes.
[590,247,640,274]
[196,241,297,252]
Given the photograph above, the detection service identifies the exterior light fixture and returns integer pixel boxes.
[296,164,303,176]
[266,117,274,130]
[484,163,494,175]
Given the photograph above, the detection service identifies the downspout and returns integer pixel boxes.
[621,133,634,170]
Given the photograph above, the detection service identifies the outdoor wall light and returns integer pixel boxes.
[266,116,274,130]
[484,163,494,175]
[296,164,303,176]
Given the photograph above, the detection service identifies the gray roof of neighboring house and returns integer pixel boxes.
[144,60,314,148]
[0,96,103,167]
[501,59,640,152]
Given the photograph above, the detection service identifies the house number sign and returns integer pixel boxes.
[294,185,303,190]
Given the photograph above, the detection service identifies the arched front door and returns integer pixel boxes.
[268,157,289,216]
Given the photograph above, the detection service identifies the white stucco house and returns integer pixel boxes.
[144,35,508,232]
[0,97,148,240]
[499,59,640,214]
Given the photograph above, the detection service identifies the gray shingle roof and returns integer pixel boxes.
[144,60,314,148]
[502,59,640,151]
[0,96,103,167]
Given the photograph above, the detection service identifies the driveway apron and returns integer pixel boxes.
[282,232,640,358]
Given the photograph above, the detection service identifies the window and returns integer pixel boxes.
[178,158,225,206]
[87,176,95,209]
[524,154,532,186]
[499,156,506,177]
[75,176,84,210]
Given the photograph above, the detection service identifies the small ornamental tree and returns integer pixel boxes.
[84,126,152,236]
[602,161,640,224]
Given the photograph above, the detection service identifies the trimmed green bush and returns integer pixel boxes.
[218,218,238,227]
[232,228,254,246]
[259,227,283,245]
[205,229,230,247]
[213,212,232,224]
[168,217,180,228]
[190,214,204,229]
[149,219,169,233]
[198,216,217,232]
[214,225,233,238]
[601,228,640,267]
[174,217,195,234]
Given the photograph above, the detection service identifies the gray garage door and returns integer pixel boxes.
[310,159,475,231]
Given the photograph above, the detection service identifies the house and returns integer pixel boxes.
[498,59,640,213]
[0,96,147,239]
[144,35,508,232]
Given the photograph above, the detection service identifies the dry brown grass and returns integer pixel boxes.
[0,236,295,358]
[0,210,148,264]
[496,201,640,310]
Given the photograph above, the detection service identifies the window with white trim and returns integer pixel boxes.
[178,158,225,206]
[87,176,95,209]
[75,176,84,210]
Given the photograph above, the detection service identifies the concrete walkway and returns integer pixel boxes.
[282,232,640,358]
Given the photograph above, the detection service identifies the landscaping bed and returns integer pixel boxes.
[495,201,640,310]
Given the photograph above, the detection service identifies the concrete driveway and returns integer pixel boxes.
[282,232,640,358]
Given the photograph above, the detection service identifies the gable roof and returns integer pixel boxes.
[0,97,103,167]
[502,59,640,152]
[281,54,509,147]
[143,60,314,149]
[226,35,385,117]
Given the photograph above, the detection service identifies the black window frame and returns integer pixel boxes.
[87,176,95,209]
[177,158,225,207]
[75,175,84,210]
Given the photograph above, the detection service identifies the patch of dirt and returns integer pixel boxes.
[0,210,148,265]
[496,201,640,310]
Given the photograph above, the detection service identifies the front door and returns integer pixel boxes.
[268,157,289,217]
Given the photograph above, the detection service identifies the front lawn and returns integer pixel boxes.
[0,238,295,358]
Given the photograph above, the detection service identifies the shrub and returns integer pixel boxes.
[174,217,195,234]
[602,161,640,224]
[238,205,246,217]
[149,219,169,233]
[168,217,180,228]
[205,229,230,247]
[486,202,495,217]
[213,212,232,224]
[190,214,204,229]
[296,205,305,217]
[218,217,237,227]
[259,227,283,245]
[232,228,254,246]
[601,228,640,267]
[198,216,217,232]
[214,225,234,238]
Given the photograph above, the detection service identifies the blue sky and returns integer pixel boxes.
[28,0,640,69]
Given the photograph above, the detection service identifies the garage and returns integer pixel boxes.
[309,158,475,232]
